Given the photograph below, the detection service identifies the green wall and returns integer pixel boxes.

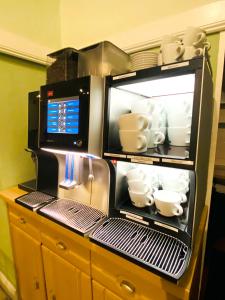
[0,53,46,286]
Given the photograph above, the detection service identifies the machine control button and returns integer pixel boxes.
[76,140,83,147]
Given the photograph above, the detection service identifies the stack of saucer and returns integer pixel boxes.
[130,51,158,71]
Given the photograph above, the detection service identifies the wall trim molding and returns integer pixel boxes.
[1,2,225,64]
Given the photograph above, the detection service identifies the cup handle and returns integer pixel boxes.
[137,135,147,150]
[195,48,203,57]
[176,45,185,59]
[146,193,154,206]
[172,204,183,216]
[193,32,206,47]
[138,116,149,130]
[154,131,165,145]
[180,193,187,203]
[203,41,211,51]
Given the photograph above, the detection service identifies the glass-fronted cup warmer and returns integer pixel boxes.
[90,56,213,282]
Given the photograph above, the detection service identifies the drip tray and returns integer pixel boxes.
[38,198,106,235]
[90,217,191,281]
[15,191,56,211]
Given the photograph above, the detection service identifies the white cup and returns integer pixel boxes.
[160,35,181,49]
[165,95,193,127]
[128,189,154,208]
[128,179,150,194]
[151,104,166,128]
[119,129,149,153]
[167,126,191,146]
[126,168,145,181]
[131,99,154,115]
[118,113,151,131]
[148,128,165,148]
[182,27,206,47]
[153,190,184,217]
[161,43,185,65]
[183,46,203,61]
[160,176,189,203]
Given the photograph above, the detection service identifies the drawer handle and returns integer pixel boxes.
[19,217,26,224]
[120,280,135,294]
[34,280,40,290]
[56,241,67,250]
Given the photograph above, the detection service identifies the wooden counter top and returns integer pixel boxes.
[0,187,208,299]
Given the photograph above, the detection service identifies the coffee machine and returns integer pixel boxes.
[17,42,130,234]
[90,55,213,281]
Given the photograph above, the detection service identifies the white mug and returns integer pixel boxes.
[126,168,145,181]
[160,34,181,48]
[119,129,149,153]
[162,43,185,65]
[183,46,203,61]
[128,179,150,194]
[182,27,206,47]
[128,189,154,208]
[167,126,191,146]
[131,99,154,115]
[118,113,151,131]
[148,128,165,148]
[153,190,184,217]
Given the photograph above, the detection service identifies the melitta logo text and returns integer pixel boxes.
[47,90,54,97]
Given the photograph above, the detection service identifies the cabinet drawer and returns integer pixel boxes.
[41,227,91,275]
[9,208,41,240]
[91,244,187,300]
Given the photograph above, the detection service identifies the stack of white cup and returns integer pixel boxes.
[182,27,211,61]
[159,34,184,65]
[126,168,159,208]
[153,170,189,217]
[131,99,166,148]
[158,27,211,65]
[118,113,151,153]
[165,95,192,146]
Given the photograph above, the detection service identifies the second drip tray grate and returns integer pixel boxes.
[15,191,55,210]
[38,198,106,234]
[90,217,190,280]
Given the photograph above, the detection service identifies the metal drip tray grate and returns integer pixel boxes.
[38,199,106,234]
[15,191,55,210]
[91,218,190,280]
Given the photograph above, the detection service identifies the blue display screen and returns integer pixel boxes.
[47,97,79,134]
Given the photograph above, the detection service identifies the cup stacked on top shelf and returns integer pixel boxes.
[165,94,192,147]
[182,26,210,61]
[158,27,211,66]
[118,112,151,153]
[131,99,166,149]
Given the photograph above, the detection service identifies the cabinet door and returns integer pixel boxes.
[42,245,91,300]
[92,280,123,300]
[10,225,46,300]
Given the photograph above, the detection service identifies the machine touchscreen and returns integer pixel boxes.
[47,97,79,134]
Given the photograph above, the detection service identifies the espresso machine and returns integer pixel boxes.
[90,55,213,281]
[16,43,130,235]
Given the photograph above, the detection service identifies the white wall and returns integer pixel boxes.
[0,0,62,63]
[60,0,221,50]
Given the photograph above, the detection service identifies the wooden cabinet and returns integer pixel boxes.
[10,225,46,300]
[7,193,92,300]
[92,280,123,300]
[42,246,91,300]
[0,187,207,300]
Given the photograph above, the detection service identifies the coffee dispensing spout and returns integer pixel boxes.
[59,153,81,189]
